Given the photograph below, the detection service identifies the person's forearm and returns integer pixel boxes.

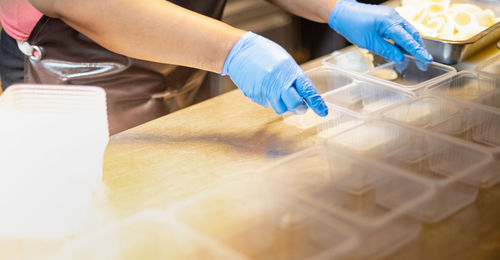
[28,0,245,73]
[265,0,338,23]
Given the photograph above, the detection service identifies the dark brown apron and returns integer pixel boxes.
[24,0,227,135]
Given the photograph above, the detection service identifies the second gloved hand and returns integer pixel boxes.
[222,32,328,116]
[329,0,433,64]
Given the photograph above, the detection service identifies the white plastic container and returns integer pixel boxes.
[169,177,359,260]
[261,146,434,260]
[427,71,500,111]
[325,121,493,223]
[365,55,457,92]
[0,84,109,239]
[382,96,500,188]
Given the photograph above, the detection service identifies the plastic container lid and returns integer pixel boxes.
[365,55,457,92]
[261,146,433,259]
[476,54,500,77]
[169,177,358,260]
[324,120,493,222]
[426,71,500,111]
[381,96,500,188]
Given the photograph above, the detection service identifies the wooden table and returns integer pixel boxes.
[100,47,500,259]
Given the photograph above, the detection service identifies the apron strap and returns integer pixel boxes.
[16,40,42,61]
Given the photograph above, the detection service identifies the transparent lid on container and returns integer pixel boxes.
[426,71,500,111]
[322,47,389,73]
[170,178,358,260]
[365,55,456,92]
[56,210,240,260]
[324,120,493,187]
[476,54,500,77]
[261,146,433,228]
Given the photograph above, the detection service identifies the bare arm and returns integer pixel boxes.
[28,0,245,73]
[265,0,338,23]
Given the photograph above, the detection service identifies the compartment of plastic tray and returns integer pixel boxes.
[316,106,366,139]
[55,210,240,260]
[170,178,358,260]
[382,96,500,188]
[366,55,456,92]
[427,71,500,110]
[325,121,492,223]
[322,47,389,73]
[321,77,414,116]
[476,54,500,77]
[262,146,433,260]
[283,67,355,129]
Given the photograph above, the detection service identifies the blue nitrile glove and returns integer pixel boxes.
[222,32,328,116]
[329,0,433,64]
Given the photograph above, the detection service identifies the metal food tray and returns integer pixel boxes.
[385,0,500,65]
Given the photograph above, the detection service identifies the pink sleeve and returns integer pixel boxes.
[0,0,43,41]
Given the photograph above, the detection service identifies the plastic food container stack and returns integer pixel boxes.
[0,84,109,239]
[476,54,500,77]
[324,121,493,223]
[169,177,358,260]
[260,146,434,260]
[365,55,456,92]
[382,96,500,188]
[427,71,500,110]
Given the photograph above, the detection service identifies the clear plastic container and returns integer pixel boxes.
[322,74,415,116]
[0,84,109,239]
[261,146,434,260]
[365,55,457,92]
[316,106,366,139]
[476,54,500,78]
[325,121,493,223]
[426,71,500,111]
[170,177,358,260]
[382,96,500,188]
[56,210,239,260]
[283,67,354,129]
[284,67,414,129]
[322,47,389,73]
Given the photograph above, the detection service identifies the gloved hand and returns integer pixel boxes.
[222,32,328,116]
[329,0,433,64]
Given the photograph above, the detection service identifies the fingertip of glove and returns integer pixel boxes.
[312,100,329,117]
[317,106,329,117]
[420,50,433,62]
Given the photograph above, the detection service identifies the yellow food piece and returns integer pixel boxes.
[371,68,398,81]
